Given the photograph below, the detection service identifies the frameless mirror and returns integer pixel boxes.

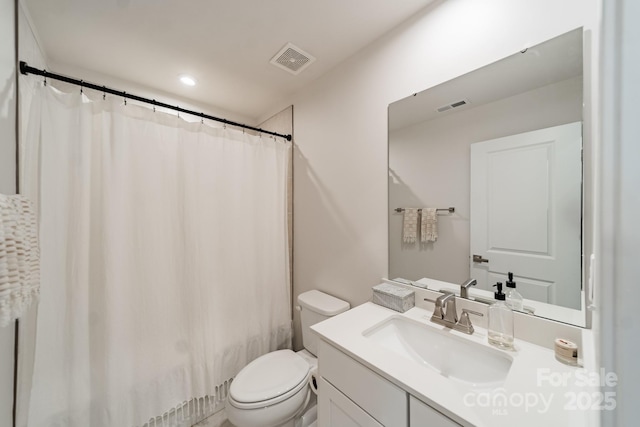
[388,28,586,326]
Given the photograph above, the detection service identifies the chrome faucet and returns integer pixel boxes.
[460,278,477,299]
[426,292,483,334]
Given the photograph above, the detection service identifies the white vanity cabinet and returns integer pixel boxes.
[317,340,461,427]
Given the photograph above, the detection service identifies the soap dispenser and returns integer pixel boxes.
[488,282,514,349]
[505,272,523,312]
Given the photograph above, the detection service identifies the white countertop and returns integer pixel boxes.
[312,302,601,427]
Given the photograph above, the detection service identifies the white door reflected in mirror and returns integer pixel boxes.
[470,122,582,309]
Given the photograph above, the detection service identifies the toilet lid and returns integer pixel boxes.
[230,349,310,404]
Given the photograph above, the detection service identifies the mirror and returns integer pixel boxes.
[388,28,585,326]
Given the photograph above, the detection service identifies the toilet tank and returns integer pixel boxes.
[297,290,350,356]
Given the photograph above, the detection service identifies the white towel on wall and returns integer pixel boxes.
[402,208,419,243]
[0,194,40,327]
[421,208,438,242]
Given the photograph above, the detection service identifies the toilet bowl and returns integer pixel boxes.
[226,290,349,427]
[226,349,316,427]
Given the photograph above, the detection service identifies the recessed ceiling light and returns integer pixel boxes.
[179,74,197,86]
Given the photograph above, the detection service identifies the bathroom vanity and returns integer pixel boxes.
[312,299,599,427]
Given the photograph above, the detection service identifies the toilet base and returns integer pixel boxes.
[227,386,316,427]
[278,400,316,427]
[228,398,316,427]
[296,403,317,427]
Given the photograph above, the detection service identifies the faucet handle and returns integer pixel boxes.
[457,309,484,334]
[424,297,444,319]
[461,308,483,317]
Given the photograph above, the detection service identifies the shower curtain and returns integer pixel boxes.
[19,85,292,427]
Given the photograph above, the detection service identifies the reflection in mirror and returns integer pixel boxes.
[388,28,584,325]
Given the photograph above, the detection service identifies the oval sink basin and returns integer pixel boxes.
[363,316,512,388]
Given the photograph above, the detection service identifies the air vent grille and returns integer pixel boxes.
[270,43,316,75]
[436,98,470,113]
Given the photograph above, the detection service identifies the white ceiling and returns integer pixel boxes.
[23,0,435,122]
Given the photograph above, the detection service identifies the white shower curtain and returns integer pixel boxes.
[20,85,292,427]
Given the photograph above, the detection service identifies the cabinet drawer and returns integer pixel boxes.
[318,377,383,427]
[318,340,407,427]
[409,396,461,427]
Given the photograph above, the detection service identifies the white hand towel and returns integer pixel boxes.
[0,194,40,327]
[421,208,438,242]
[402,208,419,243]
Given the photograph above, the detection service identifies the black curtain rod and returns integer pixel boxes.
[19,61,292,141]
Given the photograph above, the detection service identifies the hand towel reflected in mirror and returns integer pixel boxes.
[421,208,438,242]
[402,208,419,243]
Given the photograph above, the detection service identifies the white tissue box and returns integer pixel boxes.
[372,283,415,313]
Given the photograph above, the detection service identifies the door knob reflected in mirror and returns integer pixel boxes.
[473,254,489,263]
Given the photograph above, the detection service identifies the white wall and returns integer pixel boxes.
[389,77,582,284]
[278,0,598,350]
[0,0,16,424]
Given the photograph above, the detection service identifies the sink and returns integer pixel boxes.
[363,316,512,388]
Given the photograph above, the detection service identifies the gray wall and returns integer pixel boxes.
[0,0,16,424]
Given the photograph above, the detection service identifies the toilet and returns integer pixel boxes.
[226,290,350,427]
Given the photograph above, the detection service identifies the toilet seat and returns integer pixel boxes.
[229,349,310,410]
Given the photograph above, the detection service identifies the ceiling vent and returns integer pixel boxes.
[270,43,316,75]
[436,98,470,113]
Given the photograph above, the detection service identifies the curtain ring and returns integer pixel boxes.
[177,106,180,118]
[123,91,127,106]
[80,80,83,94]
[43,71,47,86]
[103,86,106,100]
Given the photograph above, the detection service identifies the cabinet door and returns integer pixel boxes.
[409,396,461,427]
[318,341,407,426]
[318,377,384,427]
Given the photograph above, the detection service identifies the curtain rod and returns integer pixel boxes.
[19,61,292,142]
